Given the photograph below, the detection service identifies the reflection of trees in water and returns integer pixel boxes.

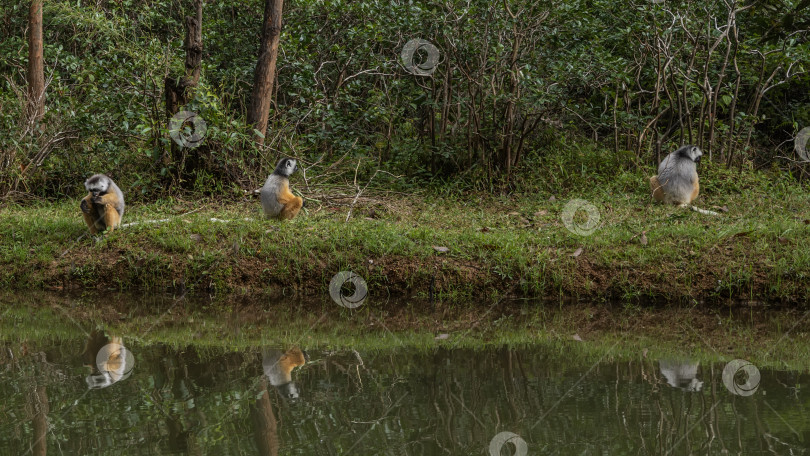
[294,349,809,454]
[0,340,264,454]
[27,384,48,456]
[650,360,718,454]
[0,343,808,454]
[1,347,63,456]
[251,378,280,456]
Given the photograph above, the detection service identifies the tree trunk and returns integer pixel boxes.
[163,0,202,179]
[27,0,45,124]
[165,0,203,117]
[501,23,521,182]
[247,0,284,145]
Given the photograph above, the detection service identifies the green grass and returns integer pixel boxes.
[0,156,809,303]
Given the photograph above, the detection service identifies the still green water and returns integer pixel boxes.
[1,330,807,455]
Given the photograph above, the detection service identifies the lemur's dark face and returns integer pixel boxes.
[85,176,109,197]
[276,381,300,400]
[274,158,298,177]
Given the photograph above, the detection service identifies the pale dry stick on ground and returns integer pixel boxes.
[59,206,207,258]
[208,217,255,223]
[689,205,720,216]
[120,205,206,228]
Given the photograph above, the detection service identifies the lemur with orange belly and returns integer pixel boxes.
[80,174,125,233]
[260,158,304,220]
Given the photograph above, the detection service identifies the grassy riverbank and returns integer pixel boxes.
[1,161,809,304]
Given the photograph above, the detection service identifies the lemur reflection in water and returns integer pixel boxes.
[262,347,309,399]
[81,329,134,389]
[252,347,309,456]
[658,359,703,392]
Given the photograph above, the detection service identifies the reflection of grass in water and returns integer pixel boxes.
[0,305,88,343]
[2,297,809,371]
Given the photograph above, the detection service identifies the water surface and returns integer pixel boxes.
[1,331,807,455]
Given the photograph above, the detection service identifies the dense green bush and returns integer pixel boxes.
[1,0,808,199]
